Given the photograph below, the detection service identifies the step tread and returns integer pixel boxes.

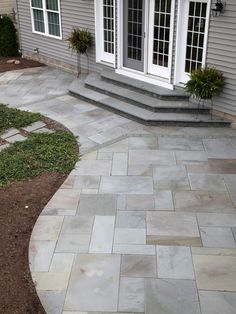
[85,76,208,110]
[69,85,230,124]
[101,70,188,98]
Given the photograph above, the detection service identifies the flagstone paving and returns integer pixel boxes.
[1,67,236,314]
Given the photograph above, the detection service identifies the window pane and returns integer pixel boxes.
[48,12,60,36]
[46,0,58,11]
[33,9,45,32]
[103,0,114,54]
[31,0,43,8]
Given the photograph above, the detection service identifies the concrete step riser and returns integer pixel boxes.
[85,82,210,114]
[69,91,230,128]
[101,76,189,101]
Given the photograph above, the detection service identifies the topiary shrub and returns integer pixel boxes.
[185,67,225,100]
[67,28,92,55]
[0,16,19,57]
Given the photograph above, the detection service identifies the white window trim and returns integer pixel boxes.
[30,0,62,40]
[95,0,115,66]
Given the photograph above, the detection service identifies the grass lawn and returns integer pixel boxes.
[0,104,79,186]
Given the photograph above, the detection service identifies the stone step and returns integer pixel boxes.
[101,70,189,101]
[69,84,231,127]
[85,75,210,114]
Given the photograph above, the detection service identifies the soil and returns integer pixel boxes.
[0,57,44,73]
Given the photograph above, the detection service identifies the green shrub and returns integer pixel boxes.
[0,16,19,57]
[184,67,225,99]
[67,28,92,54]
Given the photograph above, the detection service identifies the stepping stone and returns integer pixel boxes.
[146,212,202,246]
[32,127,54,134]
[0,127,19,139]
[7,133,26,143]
[22,120,46,132]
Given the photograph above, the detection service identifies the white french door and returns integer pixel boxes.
[148,0,175,79]
[175,0,210,84]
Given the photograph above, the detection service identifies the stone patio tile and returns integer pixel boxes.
[61,176,76,189]
[188,174,226,191]
[187,159,236,174]
[146,212,201,246]
[199,291,236,314]
[224,175,236,194]
[121,255,156,278]
[29,240,56,272]
[0,143,10,151]
[114,228,146,245]
[154,190,174,210]
[64,254,121,312]
[73,160,112,176]
[38,290,66,314]
[203,138,236,159]
[191,247,236,256]
[22,120,46,132]
[158,137,203,151]
[116,211,146,228]
[61,216,94,234]
[81,151,97,160]
[175,151,208,164]
[56,234,91,253]
[117,194,126,210]
[128,137,158,149]
[232,227,236,241]
[197,213,236,227]
[118,277,145,312]
[145,278,201,314]
[157,246,195,279]
[42,208,77,216]
[99,176,153,194]
[0,127,19,139]
[174,191,234,213]
[89,216,115,253]
[46,189,80,209]
[113,244,155,255]
[200,227,236,248]
[128,164,153,176]
[129,150,176,165]
[31,216,64,241]
[7,133,26,143]
[77,194,116,215]
[126,195,155,210]
[99,138,129,152]
[32,272,70,291]
[97,152,113,160]
[112,152,128,175]
[81,189,98,194]
[32,127,54,134]
[49,253,75,272]
[193,254,236,291]
[153,165,190,190]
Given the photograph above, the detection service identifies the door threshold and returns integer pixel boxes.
[115,68,174,90]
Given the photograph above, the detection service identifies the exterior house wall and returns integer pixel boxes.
[206,0,236,115]
[18,0,100,74]
[0,0,16,14]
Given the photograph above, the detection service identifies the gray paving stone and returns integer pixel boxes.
[146,212,201,246]
[89,216,115,253]
[46,189,80,209]
[159,137,203,151]
[7,133,26,143]
[64,254,121,312]
[117,194,126,210]
[200,227,236,248]
[128,137,158,149]
[188,174,226,191]
[74,175,100,189]
[118,277,145,312]
[97,152,113,160]
[126,195,155,210]
[111,153,128,175]
[121,255,156,278]
[153,165,190,190]
[42,208,77,216]
[114,228,146,245]
[154,190,174,210]
[128,164,153,176]
[197,213,236,227]
[0,127,19,139]
[145,278,201,314]
[99,138,129,152]
[175,150,208,164]
[157,246,195,280]
[113,244,156,255]
[38,290,66,314]
[29,240,56,272]
[32,127,54,134]
[49,253,75,272]
[116,211,146,228]
[232,227,236,241]
[199,291,236,314]
[77,194,116,215]
[73,160,112,176]
[203,138,236,159]
[100,176,153,194]
[22,120,46,132]
[129,150,176,165]
[61,216,94,234]
[174,191,234,213]
[31,216,64,241]
[55,234,91,253]
[224,175,236,194]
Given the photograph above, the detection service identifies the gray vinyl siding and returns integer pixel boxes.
[17,0,100,73]
[0,0,16,14]
[206,0,236,115]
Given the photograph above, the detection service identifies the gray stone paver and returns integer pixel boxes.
[2,67,236,314]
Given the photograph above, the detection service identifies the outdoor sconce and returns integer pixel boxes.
[212,0,224,17]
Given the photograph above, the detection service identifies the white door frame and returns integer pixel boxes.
[174,0,211,85]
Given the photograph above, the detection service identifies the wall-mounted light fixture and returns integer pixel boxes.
[212,0,225,17]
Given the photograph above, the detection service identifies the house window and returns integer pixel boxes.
[31,0,61,38]
[103,0,114,54]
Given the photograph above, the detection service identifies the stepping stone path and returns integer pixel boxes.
[0,121,54,149]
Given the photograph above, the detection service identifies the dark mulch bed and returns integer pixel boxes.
[0,173,66,314]
[0,57,44,73]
